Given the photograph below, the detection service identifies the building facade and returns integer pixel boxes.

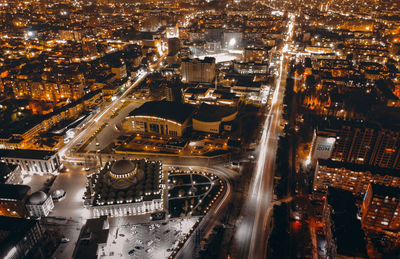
[123,101,195,137]
[181,57,216,84]
[0,149,62,175]
[26,191,54,218]
[362,183,400,237]
[313,159,400,197]
[0,216,43,259]
[0,184,30,218]
[311,122,400,169]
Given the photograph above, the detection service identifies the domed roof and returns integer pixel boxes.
[29,191,47,205]
[111,160,136,175]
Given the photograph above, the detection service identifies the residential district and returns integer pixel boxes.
[0,0,399,259]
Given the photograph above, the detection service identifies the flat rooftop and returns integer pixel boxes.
[0,183,30,200]
[0,149,57,160]
[326,187,367,258]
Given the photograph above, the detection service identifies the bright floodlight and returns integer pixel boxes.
[229,38,236,48]
[304,155,311,166]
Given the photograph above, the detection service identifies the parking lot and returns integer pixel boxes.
[101,217,199,258]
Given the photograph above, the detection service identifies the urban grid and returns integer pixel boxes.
[0,0,399,259]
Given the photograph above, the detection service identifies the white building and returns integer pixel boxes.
[26,191,54,218]
[0,149,62,175]
[310,129,337,165]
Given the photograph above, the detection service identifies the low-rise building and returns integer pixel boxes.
[183,87,238,106]
[26,191,54,218]
[0,149,62,175]
[243,47,270,63]
[123,101,195,137]
[0,184,30,218]
[233,62,269,75]
[73,216,109,259]
[85,159,166,217]
[192,104,238,134]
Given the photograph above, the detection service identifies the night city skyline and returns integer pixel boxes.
[0,0,399,259]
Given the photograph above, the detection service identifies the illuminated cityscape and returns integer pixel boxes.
[0,0,399,258]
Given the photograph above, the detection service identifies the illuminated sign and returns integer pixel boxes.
[312,136,336,160]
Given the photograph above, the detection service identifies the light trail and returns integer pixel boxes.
[59,71,149,161]
[234,13,295,259]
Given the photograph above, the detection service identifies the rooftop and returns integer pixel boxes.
[326,187,367,258]
[194,103,237,122]
[0,163,18,183]
[370,183,400,199]
[0,184,30,200]
[28,191,48,205]
[73,216,109,259]
[0,149,57,160]
[110,160,136,176]
[128,101,195,124]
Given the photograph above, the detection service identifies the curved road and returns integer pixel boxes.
[169,165,236,259]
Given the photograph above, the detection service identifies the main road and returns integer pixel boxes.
[59,53,167,163]
[233,14,295,259]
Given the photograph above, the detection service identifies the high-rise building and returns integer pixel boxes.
[311,121,400,169]
[181,57,216,84]
[323,187,367,259]
[165,84,183,103]
[167,38,181,56]
[362,183,400,237]
[331,124,378,165]
[370,129,400,169]
[313,159,400,196]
